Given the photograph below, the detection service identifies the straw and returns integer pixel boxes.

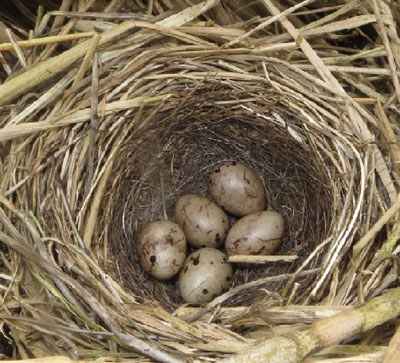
[0,0,399,362]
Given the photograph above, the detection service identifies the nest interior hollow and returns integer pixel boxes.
[106,82,335,309]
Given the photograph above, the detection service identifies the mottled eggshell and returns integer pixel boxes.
[175,194,229,248]
[137,221,187,280]
[225,210,284,256]
[208,162,266,216]
[179,248,233,304]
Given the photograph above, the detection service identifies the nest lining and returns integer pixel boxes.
[106,82,334,308]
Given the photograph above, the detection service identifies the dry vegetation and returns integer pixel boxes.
[0,1,399,362]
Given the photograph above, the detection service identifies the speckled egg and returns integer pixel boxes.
[208,162,266,216]
[175,194,229,248]
[225,210,284,255]
[179,248,233,304]
[137,221,187,280]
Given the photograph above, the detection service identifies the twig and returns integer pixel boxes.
[218,288,400,363]
[0,32,95,51]
[175,305,347,324]
[228,255,298,264]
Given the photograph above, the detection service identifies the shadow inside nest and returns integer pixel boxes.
[106,85,334,310]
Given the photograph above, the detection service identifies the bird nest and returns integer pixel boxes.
[0,0,399,362]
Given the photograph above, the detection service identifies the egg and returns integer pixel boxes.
[137,221,187,280]
[179,248,233,304]
[225,210,284,255]
[175,194,229,248]
[208,162,266,216]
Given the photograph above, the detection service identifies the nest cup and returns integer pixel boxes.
[107,80,335,308]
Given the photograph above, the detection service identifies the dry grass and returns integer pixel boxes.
[0,0,399,362]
